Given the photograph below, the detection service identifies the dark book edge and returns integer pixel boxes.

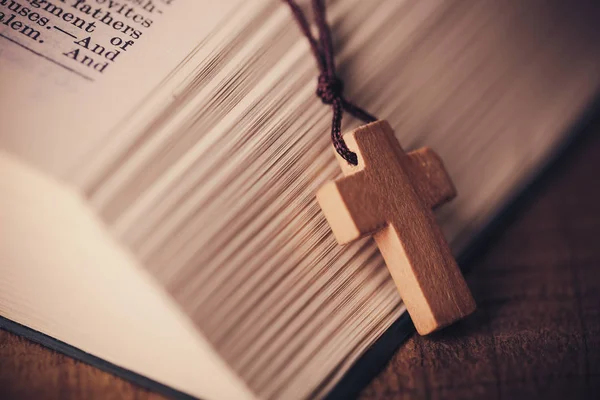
[2,96,599,400]
[0,316,198,400]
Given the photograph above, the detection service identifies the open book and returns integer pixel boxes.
[1,0,599,399]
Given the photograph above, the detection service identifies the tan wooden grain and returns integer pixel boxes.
[317,121,475,334]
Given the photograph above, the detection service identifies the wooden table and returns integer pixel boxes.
[2,116,600,399]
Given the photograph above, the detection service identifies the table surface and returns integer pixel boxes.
[2,116,600,399]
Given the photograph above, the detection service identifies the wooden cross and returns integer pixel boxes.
[317,120,475,335]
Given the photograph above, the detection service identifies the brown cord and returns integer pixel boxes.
[284,0,377,165]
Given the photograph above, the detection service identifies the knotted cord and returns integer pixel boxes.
[284,0,377,165]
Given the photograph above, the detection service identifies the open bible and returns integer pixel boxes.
[1,0,599,399]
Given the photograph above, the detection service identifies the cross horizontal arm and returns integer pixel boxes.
[316,171,386,244]
[406,148,456,209]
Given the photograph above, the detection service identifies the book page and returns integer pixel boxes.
[0,151,255,400]
[0,0,244,181]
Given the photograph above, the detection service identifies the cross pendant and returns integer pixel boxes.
[317,120,475,335]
